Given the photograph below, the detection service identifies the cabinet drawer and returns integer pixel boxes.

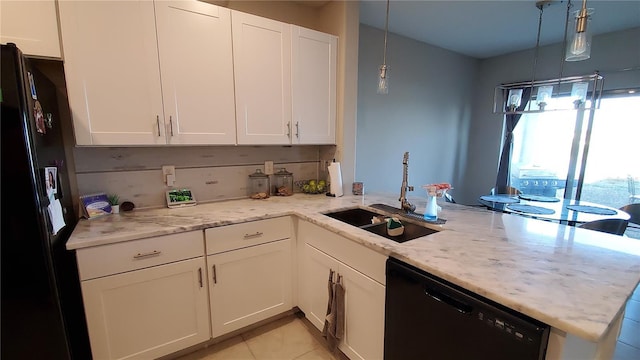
[205,217,291,254]
[76,231,204,280]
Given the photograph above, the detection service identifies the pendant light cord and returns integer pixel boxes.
[531,3,544,86]
[559,0,572,82]
[382,0,390,65]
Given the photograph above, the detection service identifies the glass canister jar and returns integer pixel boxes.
[273,168,293,196]
[249,169,270,199]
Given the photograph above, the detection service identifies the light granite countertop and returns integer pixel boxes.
[67,193,640,344]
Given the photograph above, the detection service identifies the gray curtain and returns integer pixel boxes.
[495,87,532,188]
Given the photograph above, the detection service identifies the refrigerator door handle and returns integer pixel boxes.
[53,168,63,200]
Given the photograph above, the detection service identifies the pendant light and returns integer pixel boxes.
[493,0,604,114]
[566,0,593,61]
[377,0,390,94]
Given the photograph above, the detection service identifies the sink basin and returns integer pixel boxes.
[370,203,446,225]
[324,207,439,243]
[361,222,438,243]
[324,208,384,227]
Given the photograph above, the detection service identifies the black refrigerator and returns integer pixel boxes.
[1,44,91,359]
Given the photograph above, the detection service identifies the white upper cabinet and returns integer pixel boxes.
[59,0,236,146]
[58,0,165,145]
[155,1,236,145]
[0,0,61,58]
[59,2,335,146]
[291,26,337,145]
[232,11,292,145]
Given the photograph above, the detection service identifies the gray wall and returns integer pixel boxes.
[458,27,640,205]
[356,24,478,203]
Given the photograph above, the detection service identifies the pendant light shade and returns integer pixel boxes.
[377,65,389,94]
[566,0,593,61]
[377,0,390,94]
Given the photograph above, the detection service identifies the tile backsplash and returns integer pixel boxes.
[74,145,336,209]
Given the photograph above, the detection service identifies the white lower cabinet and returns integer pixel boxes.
[300,243,341,330]
[205,217,293,337]
[339,259,386,360]
[81,257,210,360]
[298,221,387,360]
[208,239,292,336]
[75,216,386,359]
[77,231,210,360]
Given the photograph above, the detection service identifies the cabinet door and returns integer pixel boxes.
[208,239,292,337]
[58,0,165,145]
[291,26,337,145]
[155,1,236,145]
[299,243,341,331]
[0,0,61,58]
[338,262,386,360]
[81,257,210,360]
[232,11,292,145]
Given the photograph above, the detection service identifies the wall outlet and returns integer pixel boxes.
[264,161,274,175]
[162,165,175,176]
[162,165,175,185]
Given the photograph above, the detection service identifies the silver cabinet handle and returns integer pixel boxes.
[198,268,203,288]
[212,265,217,284]
[286,122,291,138]
[243,231,264,239]
[133,250,161,260]
[156,116,161,136]
[169,115,174,136]
[295,121,299,138]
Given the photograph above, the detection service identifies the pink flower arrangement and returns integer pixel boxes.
[422,183,453,197]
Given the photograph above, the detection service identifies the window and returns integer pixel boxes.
[580,92,640,208]
[508,90,640,208]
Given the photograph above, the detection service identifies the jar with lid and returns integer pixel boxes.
[273,168,293,196]
[248,169,270,199]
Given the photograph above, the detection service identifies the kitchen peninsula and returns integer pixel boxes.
[67,193,640,360]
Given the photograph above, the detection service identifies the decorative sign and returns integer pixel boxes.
[166,188,196,208]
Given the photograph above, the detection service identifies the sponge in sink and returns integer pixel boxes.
[386,217,404,236]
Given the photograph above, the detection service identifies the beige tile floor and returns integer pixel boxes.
[176,315,339,360]
[613,283,640,360]
[178,283,640,360]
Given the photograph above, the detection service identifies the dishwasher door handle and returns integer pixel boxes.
[425,287,473,314]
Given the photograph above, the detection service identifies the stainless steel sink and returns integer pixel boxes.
[324,207,439,243]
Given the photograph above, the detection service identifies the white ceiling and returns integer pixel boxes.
[358,0,640,59]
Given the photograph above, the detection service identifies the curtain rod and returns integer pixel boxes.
[498,72,602,90]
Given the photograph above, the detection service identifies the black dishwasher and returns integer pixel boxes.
[385,257,549,360]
